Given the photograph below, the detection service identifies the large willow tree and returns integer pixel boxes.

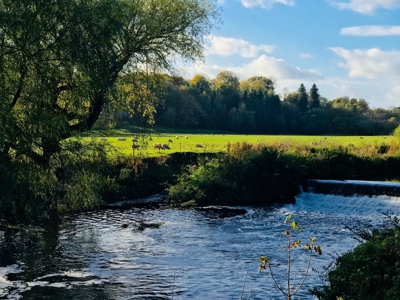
[0,0,218,222]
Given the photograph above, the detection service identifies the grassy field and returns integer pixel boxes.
[79,130,398,157]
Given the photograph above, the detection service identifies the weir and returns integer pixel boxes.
[307,179,400,197]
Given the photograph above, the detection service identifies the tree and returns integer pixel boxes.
[297,83,308,113]
[308,84,320,109]
[190,74,212,95]
[259,215,322,300]
[213,71,241,111]
[240,76,275,94]
[0,0,219,221]
[213,71,240,90]
[331,97,350,109]
[1,0,218,164]
[114,72,167,127]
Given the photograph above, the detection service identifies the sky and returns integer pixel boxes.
[178,0,400,109]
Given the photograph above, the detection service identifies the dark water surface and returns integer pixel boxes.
[1,193,400,299]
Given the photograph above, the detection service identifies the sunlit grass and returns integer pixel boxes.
[76,131,399,158]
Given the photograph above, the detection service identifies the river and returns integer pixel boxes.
[1,192,400,299]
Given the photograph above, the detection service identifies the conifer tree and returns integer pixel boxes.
[297,83,308,113]
[308,84,320,109]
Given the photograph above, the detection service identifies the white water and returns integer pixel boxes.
[1,193,400,299]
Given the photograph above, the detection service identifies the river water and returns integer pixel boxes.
[1,192,400,299]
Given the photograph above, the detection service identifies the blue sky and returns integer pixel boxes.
[179,0,400,109]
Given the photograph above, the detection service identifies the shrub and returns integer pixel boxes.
[168,146,303,206]
[311,216,400,300]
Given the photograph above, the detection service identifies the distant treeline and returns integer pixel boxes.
[97,71,400,135]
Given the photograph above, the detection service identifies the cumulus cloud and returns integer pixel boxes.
[330,47,400,79]
[205,35,275,58]
[183,54,323,81]
[333,0,400,15]
[240,55,323,79]
[241,0,295,9]
[341,25,400,36]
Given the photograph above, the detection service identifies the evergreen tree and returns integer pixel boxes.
[308,84,320,109]
[297,83,308,113]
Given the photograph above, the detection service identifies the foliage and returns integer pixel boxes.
[311,216,400,300]
[309,83,320,109]
[168,144,302,206]
[0,0,218,223]
[393,125,400,137]
[150,73,400,135]
[259,215,322,300]
[166,140,400,206]
[297,83,309,113]
[113,72,168,127]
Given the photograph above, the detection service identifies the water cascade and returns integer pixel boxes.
[307,179,400,197]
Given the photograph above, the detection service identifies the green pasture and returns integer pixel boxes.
[79,132,397,157]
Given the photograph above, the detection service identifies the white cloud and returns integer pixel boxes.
[205,35,275,58]
[241,0,295,9]
[316,76,400,108]
[330,47,400,79]
[341,25,400,36]
[182,54,323,81]
[300,53,313,59]
[333,0,400,15]
[386,85,400,104]
[239,55,323,80]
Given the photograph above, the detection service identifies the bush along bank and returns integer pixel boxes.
[167,143,400,207]
[168,145,302,206]
[113,152,215,201]
[0,138,211,225]
[310,215,400,300]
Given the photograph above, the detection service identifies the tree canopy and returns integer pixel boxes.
[0,0,218,166]
[0,0,219,222]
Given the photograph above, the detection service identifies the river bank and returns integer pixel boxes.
[2,143,400,226]
[118,144,400,208]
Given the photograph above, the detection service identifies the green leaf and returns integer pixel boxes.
[292,221,297,230]
[291,221,302,231]
[284,214,292,223]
